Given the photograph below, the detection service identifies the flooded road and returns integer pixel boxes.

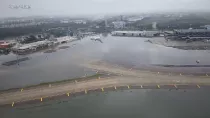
[1,89,210,118]
[0,35,210,90]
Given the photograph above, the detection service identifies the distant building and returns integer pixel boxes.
[105,19,108,27]
[60,20,69,23]
[166,29,210,40]
[0,41,16,49]
[152,22,157,30]
[111,31,160,37]
[204,25,210,30]
[0,42,10,49]
[127,16,144,22]
[12,40,52,53]
[112,21,126,29]
[73,20,86,24]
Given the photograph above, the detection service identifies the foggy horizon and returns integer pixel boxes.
[0,0,210,18]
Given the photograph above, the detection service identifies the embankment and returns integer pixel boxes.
[1,61,210,106]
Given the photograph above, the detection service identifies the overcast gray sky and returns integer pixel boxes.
[0,0,209,18]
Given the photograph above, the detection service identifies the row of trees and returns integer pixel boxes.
[0,22,89,39]
[126,15,210,30]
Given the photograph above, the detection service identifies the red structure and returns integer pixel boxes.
[0,41,10,49]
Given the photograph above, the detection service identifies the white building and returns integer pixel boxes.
[111,31,160,37]
[60,20,69,23]
[12,40,52,52]
[204,25,210,30]
[112,21,126,29]
[127,16,144,22]
[73,20,86,24]
[56,36,77,43]
[152,22,157,30]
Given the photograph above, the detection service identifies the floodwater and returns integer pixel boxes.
[1,89,210,118]
[1,35,210,90]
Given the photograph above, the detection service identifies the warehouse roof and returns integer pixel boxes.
[174,29,210,33]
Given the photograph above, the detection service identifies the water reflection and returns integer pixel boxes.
[102,33,108,37]
[58,46,70,50]
[44,50,56,53]
[2,57,30,66]
[91,38,103,43]
[1,89,210,118]
[0,35,210,89]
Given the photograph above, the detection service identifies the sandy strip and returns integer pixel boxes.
[1,61,210,105]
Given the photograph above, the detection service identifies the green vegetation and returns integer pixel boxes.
[128,14,210,30]
[0,22,89,39]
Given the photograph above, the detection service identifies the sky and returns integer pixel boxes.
[0,0,209,18]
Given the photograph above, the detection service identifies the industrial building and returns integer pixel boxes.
[12,36,77,54]
[12,40,53,54]
[112,21,126,29]
[0,40,16,54]
[56,36,77,43]
[111,31,160,37]
[165,29,210,40]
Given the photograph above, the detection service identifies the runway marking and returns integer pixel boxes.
[49,84,51,87]
[12,102,14,107]
[20,88,23,92]
[67,93,70,96]
[141,85,143,88]
[174,85,177,88]
[197,85,200,88]
[40,98,43,102]
[114,86,117,90]
[85,90,87,94]
[75,80,77,83]
[101,88,104,92]
[127,85,130,89]
[157,85,160,89]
